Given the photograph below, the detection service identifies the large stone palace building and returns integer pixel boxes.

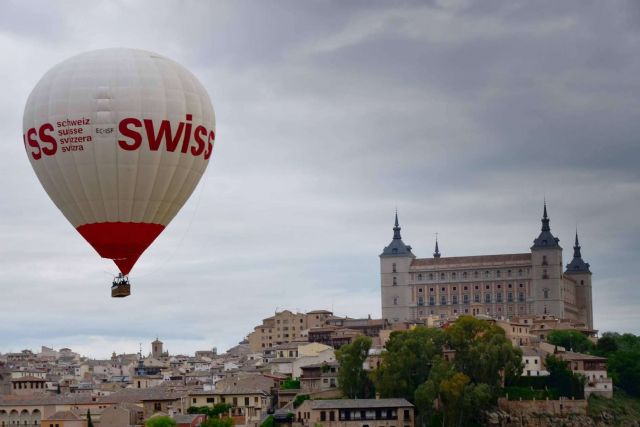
[380,204,593,328]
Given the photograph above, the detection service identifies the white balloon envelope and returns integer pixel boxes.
[22,48,215,280]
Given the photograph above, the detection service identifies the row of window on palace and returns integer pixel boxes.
[392,264,531,280]
[392,291,526,306]
[395,281,528,291]
[414,305,527,318]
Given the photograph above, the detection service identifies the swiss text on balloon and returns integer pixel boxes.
[23,116,215,160]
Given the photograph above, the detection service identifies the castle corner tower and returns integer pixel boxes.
[564,231,593,329]
[530,203,564,318]
[380,211,415,323]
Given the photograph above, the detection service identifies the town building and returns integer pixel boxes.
[552,349,612,398]
[296,399,414,427]
[247,310,335,352]
[380,205,593,329]
[299,362,339,392]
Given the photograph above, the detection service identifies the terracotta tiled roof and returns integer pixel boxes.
[411,253,531,268]
[11,376,46,381]
[307,398,413,409]
[45,411,82,421]
[0,393,96,407]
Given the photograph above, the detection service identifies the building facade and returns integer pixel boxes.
[380,205,593,328]
[247,310,335,352]
[296,399,414,427]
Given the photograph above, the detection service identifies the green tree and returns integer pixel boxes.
[414,358,455,426]
[547,330,595,353]
[260,416,275,427]
[145,416,177,427]
[593,333,618,356]
[414,359,491,427]
[373,327,445,401]
[293,394,310,408]
[545,355,585,399]
[445,316,523,390]
[608,349,640,396]
[337,336,375,398]
[202,417,234,427]
[281,378,301,389]
[439,372,470,426]
[590,332,640,396]
[187,404,232,417]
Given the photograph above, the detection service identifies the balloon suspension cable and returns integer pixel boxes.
[135,169,210,279]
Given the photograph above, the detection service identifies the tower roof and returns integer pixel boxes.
[433,236,441,258]
[531,202,561,250]
[380,211,414,258]
[565,230,591,274]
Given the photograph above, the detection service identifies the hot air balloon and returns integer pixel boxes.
[22,48,215,297]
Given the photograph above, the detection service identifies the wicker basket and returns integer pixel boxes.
[111,283,131,298]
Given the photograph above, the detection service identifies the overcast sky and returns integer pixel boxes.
[1,0,639,358]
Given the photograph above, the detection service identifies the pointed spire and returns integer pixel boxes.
[433,234,441,258]
[573,231,582,257]
[532,201,560,249]
[393,210,402,240]
[541,201,550,232]
[381,210,414,257]
[565,228,590,274]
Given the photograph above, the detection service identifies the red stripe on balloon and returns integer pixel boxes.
[76,222,165,275]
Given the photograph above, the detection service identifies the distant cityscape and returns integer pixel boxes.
[0,205,629,427]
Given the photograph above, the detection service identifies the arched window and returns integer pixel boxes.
[463,272,468,279]
[417,273,422,280]
[393,297,398,305]
[440,273,445,280]
[392,277,397,286]
[392,263,396,273]
[543,289,549,299]
[452,295,458,304]
[485,293,491,303]
[440,295,447,305]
